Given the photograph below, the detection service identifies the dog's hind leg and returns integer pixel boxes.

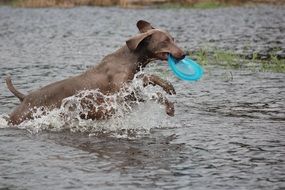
[5,76,26,102]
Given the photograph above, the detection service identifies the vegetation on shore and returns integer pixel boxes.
[190,48,285,73]
[0,0,284,8]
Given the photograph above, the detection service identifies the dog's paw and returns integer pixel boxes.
[163,82,176,95]
[166,101,175,116]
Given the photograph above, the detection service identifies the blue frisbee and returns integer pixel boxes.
[167,54,203,81]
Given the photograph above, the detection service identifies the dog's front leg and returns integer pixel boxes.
[136,75,175,116]
[151,92,174,116]
[139,74,176,95]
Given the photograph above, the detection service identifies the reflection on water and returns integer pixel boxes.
[0,6,285,190]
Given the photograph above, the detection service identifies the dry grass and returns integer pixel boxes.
[16,0,123,8]
[14,0,171,8]
[4,0,285,8]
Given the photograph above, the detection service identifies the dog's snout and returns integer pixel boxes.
[174,51,186,61]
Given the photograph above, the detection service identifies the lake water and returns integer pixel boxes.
[0,5,285,190]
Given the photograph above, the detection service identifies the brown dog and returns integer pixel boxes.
[6,20,185,125]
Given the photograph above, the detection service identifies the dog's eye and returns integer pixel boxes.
[160,41,168,47]
[164,38,171,43]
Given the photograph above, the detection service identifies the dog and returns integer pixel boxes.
[5,20,185,125]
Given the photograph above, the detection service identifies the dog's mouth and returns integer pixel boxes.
[155,52,168,60]
[155,52,186,62]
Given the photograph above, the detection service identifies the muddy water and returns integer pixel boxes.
[0,6,285,190]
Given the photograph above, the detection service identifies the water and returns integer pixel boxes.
[0,5,285,190]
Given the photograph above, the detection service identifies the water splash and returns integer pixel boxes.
[0,114,9,128]
[6,72,174,137]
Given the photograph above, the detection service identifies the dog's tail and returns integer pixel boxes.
[5,76,26,102]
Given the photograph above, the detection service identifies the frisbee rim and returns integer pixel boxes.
[167,54,203,81]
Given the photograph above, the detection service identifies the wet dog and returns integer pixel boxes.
[6,20,185,125]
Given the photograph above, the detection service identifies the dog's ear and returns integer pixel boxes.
[137,20,154,33]
[126,32,152,51]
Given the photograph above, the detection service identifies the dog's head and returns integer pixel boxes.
[126,20,185,61]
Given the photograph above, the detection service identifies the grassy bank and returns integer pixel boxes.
[190,49,285,73]
[1,0,284,8]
